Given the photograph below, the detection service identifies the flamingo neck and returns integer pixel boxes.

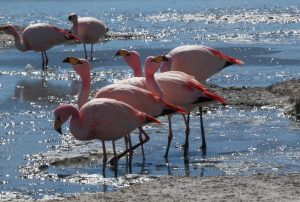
[133,67,143,77]
[124,54,143,77]
[68,107,89,140]
[11,30,28,51]
[78,72,91,109]
[160,60,171,72]
[145,73,164,99]
[71,20,79,36]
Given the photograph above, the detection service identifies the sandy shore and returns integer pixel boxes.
[39,174,299,202]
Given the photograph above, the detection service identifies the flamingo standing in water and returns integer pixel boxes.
[62,56,186,167]
[117,52,226,157]
[0,23,80,69]
[159,45,244,150]
[68,13,109,61]
[54,98,160,176]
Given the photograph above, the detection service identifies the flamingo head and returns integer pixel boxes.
[0,24,17,35]
[145,56,163,76]
[63,56,90,78]
[68,13,78,24]
[116,49,143,77]
[53,104,76,134]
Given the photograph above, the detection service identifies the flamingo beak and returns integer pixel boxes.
[54,117,63,135]
[68,15,72,21]
[152,55,169,63]
[116,49,130,57]
[63,56,83,65]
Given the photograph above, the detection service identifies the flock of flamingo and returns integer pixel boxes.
[0,13,244,176]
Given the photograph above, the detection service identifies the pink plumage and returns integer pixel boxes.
[0,23,80,69]
[161,45,245,83]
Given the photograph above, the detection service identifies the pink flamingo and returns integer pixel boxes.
[117,51,226,157]
[54,98,160,176]
[0,23,80,69]
[68,13,108,61]
[160,45,245,82]
[62,56,186,165]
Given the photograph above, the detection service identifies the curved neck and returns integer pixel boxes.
[124,53,143,77]
[11,30,28,51]
[145,72,164,99]
[71,20,79,36]
[78,72,91,109]
[160,60,171,72]
[133,66,143,77]
[67,107,89,140]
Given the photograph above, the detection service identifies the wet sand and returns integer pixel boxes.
[43,174,300,202]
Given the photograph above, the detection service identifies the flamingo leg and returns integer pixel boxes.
[108,127,149,164]
[44,51,49,69]
[199,106,207,152]
[164,115,173,159]
[83,43,88,59]
[41,52,45,70]
[138,129,145,162]
[124,135,129,167]
[101,140,107,177]
[128,134,133,173]
[90,44,94,61]
[112,140,118,177]
[183,113,190,157]
[124,134,133,172]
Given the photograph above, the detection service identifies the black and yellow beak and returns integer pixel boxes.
[152,55,169,63]
[63,56,83,65]
[116,49,130,57]
[0,26,6,32]
[54,116,63,135]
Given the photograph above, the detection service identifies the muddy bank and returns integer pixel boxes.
[207,78,300,120]
[41,173,300,202]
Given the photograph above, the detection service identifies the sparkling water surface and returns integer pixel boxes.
[0,0,300,199]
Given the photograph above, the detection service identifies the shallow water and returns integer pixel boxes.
[0,0,300,200]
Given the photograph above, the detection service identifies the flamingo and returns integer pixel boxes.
[0,23,80,69]
[160,44,245,82]
[117,52,226,157]
[54,98,160,176]
[62,56,186,166]
[159,46,244,153]
[68,13,109,61]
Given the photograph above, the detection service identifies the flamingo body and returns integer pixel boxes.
[161,45,244,82]
[71,17,108,44]
[54,99,159,141]
[118,70,223,112]
[22,23,73,51]
[96,83,185,117]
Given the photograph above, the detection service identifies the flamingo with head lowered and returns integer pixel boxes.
[68,13,109,61]
[116,50,226,157]
[62,56,186,168]
[54,98,160,177]
[0,23,80,69]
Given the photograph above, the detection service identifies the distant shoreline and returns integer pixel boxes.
[0,31,155,49]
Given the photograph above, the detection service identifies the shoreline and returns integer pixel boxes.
[44,173,300,202]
